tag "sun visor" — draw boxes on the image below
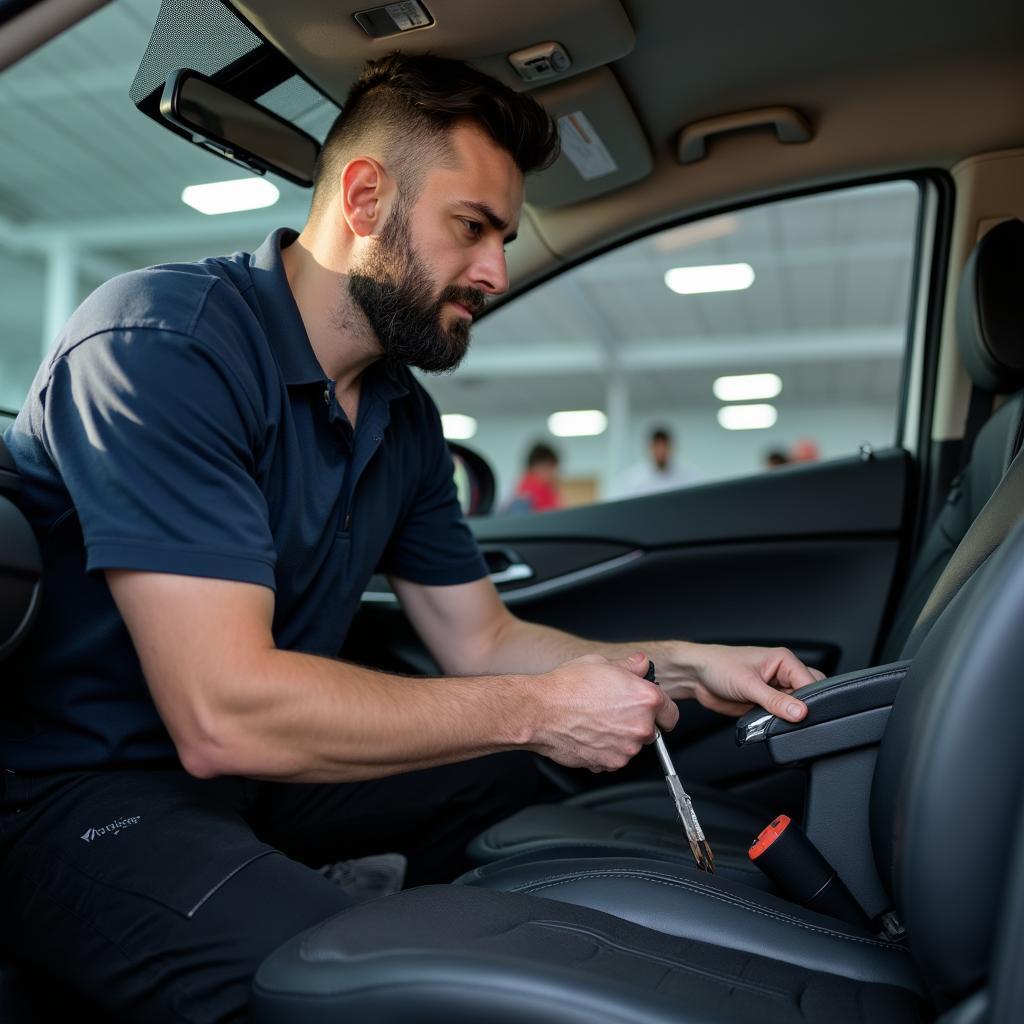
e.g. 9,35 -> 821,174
526,67 -> 653,208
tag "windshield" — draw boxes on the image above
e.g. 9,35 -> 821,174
0,0 -> 333,414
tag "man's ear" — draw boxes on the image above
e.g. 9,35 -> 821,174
340,156 -> 390,238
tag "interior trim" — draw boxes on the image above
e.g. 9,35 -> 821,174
0,0 -> 108,73
362,550 -> 644,606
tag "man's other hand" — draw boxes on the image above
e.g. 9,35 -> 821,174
662,644 -> 825,723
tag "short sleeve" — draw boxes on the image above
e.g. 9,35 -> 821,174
378,398 -> 487,586
41,327 -> 277,588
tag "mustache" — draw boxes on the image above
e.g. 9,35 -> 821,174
438,285 -> 487,318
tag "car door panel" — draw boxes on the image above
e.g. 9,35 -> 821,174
347,447 -> 909,785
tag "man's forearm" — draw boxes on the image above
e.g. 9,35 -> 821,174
186,649 -> 535,783
479,615 -> 816,720
482,616 -> 702,699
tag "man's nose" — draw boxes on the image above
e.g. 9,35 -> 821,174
469,240 -> 509,296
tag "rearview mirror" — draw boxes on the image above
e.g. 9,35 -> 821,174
159,69 -> 320,187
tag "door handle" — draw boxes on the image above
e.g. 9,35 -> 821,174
482,547 -> 534,586
489,562 -> 534,585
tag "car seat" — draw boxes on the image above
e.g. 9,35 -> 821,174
251,501 -> 1024,1024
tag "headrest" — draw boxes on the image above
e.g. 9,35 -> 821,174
956,218 -> 1024,393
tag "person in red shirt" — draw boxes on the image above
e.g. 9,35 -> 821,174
505,441 -> 562,514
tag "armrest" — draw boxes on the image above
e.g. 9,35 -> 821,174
735,660 -> 911,763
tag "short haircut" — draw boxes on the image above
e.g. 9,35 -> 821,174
527,442 -> 559,468
650,427 -> 672,445
310,53 -> 559,217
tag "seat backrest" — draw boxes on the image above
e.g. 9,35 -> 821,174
0,434 -> 42,661
870,513 -> 1024,1010
880,217 -> 1024,661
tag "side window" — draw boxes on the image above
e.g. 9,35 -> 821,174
426,181 -> 921,513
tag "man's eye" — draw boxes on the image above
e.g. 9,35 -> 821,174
462,219 -> 482,237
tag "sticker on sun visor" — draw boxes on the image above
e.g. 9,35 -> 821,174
354,2 -> 433,38
385,2 -> 431,29
557,112 -> 618,181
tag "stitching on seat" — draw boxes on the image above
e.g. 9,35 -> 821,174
534,920 -> 792,999
476,836 -> 756,869
510,871 -> 897,949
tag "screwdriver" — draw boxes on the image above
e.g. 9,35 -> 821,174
644,661 -> 715,873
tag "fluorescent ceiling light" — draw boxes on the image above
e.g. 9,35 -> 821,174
441,414 -> 478,440
548,409 -> 608,437
664,262 -> 755,295
713,373 -> 783,402
181,177 -> 280,215
717,404 -> 778,431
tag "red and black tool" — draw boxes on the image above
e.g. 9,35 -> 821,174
749,814 -> 869,926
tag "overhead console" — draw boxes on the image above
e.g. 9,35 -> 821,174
230,0 -> 636,93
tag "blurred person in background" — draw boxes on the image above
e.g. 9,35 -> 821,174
616,426 -> 702,497
504,441 -> 562,514
790,438 -> 821,463
764,448 -> 790,469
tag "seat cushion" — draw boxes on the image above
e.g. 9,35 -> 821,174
461,856 -> 920,993
467,781 -> 772,886
251,885 -> 929,1024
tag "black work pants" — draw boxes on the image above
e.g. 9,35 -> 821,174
0,752 -> 541,1023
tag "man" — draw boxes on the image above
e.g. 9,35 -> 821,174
0,55 -> 820,1022
504,440 -> 562,514
616,426 -> 702,497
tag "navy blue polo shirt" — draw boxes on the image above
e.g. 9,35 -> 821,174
1,228 -> 487,774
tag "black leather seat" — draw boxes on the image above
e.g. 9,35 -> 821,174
469,218 -> 1024,873
251,512 -> 1024,1022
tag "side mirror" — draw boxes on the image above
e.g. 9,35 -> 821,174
449,443 -> 496,517
159,69 -> 320,187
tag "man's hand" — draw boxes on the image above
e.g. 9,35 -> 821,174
527,652 -> 678,772
659,644 -> 825,723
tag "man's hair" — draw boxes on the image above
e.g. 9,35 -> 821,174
526,442 -> 559,468
650,427 -> 672,445
310,53 -> 559,217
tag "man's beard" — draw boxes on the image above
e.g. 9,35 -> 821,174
347,202 -> 485,375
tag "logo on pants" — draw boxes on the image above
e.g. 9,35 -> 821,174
80,816 -> 142,842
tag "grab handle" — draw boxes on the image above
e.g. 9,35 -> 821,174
677,106 -> 812,164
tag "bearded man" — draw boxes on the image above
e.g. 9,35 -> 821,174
0,53 -> 819,1022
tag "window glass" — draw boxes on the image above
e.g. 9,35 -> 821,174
422,181 -> 920,513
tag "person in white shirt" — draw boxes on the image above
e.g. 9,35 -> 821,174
616,426 -> 702,497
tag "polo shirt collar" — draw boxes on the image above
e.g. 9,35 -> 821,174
250,229 -> 411,403
250,228 -> 324,386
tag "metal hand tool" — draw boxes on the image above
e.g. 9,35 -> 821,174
644,661 -> 715,872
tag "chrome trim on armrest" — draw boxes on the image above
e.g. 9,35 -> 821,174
736,710 -> 775,746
